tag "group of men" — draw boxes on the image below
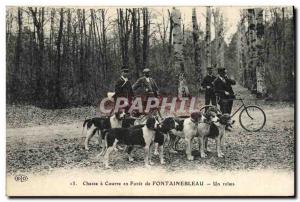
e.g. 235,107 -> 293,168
113,66 -> 159,115
113,65 -> 236,126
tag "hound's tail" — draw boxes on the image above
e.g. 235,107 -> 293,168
81,119 -> 91,137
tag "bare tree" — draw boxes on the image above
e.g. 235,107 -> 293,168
5,6 -> 295,106
156,9 -> 169,65
168,9 -> 173,59
171,7 -> 184,73
192,8 -> 203,84
117,8 -> 132,68
29,7 -> 45,103
247,8 -> 257,92
205,6 -> 212,71
142,8 -> 150,69
15,8 -> 23,80
101,9 -> 108,74
236,10 -> 247,86
212,8 -> 225,69
132,8 -> 142,77
255,8 -> 267,97
54,8 -> 64,106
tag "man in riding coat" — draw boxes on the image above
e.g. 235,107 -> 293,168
213,67 -> 236,115
132,68 -> 160,116
201,67 -> 217,107
114,65 -> 134,113
133,68 -> 159,97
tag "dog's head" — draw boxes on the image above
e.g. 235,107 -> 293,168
122,117 -> 136,128
206,111 -> 219,123
206,107 -> 222,116
115,111 -> 126,120
159,117 -> 178,133
190,112 -> 202,123
146,117 -> 159,130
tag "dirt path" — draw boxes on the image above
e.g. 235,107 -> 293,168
6,85 -> 295,174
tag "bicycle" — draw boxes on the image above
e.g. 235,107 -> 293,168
199,97 -> 266,132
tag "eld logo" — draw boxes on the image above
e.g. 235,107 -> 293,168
14,174 -> 28,182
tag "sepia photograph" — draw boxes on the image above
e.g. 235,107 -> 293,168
5,4 -> 295,197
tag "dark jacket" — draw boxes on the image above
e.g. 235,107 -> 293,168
114,77 -> 134,99
132,76 -> 159,96
201,74 -> 216,94
213,76 -> 236,99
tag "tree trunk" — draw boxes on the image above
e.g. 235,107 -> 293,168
101,9 -> 108,73
205,6 -> 212,72
168,9 -> 173,61
172,8 -> 188,96
255,8 -> 266,97
13,7 -> 23,101
213,8 -> 225,69
237,11 -> 247,86
247,8 -> 257,92
157,9 -> 169,65
171,7 -> 184,73
117,9 -> 132,68
132,8 -> 141,78
66,9 -> 72,86
192,8 -> 203,84
142,8 -> 149,69
94,9 -> 104,80
55,8 -> 64,107
280,8 -> 287,94
29,7 -> 45,104
47,8 -> 55,105
218,15 -> 225,69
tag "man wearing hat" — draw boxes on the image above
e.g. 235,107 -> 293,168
133,68 -> 160,115
213,67 -> 236,115
114,65 -> 134,112
133,68 -> 159,97
201,67 -> 217,107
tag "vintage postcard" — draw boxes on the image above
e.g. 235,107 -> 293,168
6,5 -> 295,197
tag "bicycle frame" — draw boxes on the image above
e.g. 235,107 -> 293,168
230,101 -> 244,118
222,98 -> 253,119
215,97 -> 265,132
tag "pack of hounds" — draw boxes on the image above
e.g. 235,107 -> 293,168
82,110 -> 233,169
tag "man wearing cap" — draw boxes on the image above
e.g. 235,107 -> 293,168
114,66 -> 134,113
133,68 -> 159,97
213,67 -> 236,115
201,67 -> 217,107
133,68 -> 160,115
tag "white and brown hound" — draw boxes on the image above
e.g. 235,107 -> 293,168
82,111 -> 126,150
198,113 -> 232,158
161,112 -> 204,160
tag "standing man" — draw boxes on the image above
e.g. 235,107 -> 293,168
213,67 -> 236,115
133,68 -> 160,116
114,65 -> 134,113
201,67 -> 216,106
133,68 -> 159,97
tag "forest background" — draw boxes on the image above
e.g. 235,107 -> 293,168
6,6 -> 295,108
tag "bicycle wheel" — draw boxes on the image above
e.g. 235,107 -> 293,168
239,105 -> 266,132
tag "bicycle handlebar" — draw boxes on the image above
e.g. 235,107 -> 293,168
221,97 -> 243,101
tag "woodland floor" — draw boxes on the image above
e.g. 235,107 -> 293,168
6,85 -> 295,174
